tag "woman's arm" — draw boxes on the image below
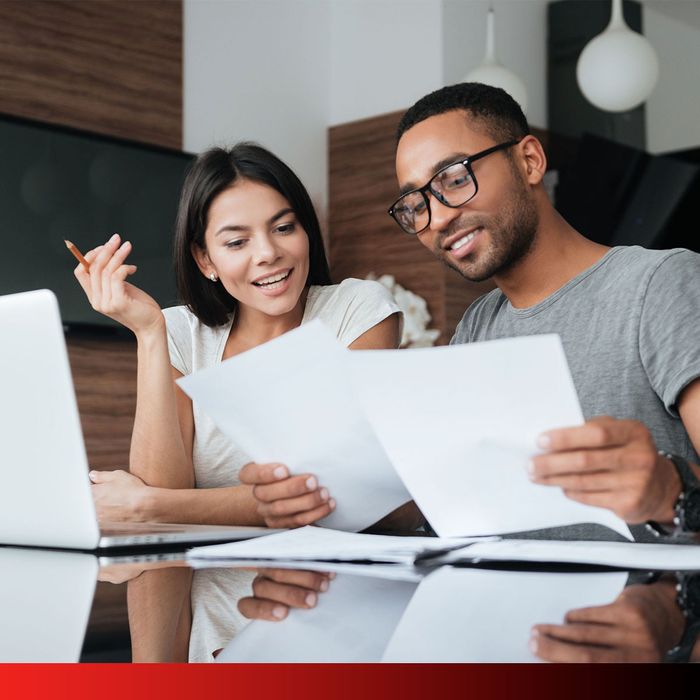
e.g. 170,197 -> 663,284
75,235 -> 195,489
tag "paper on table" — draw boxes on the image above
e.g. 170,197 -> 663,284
187,525 -> 491,565
382,567 -> 628,662
177,321 -> 411,532
350,335 -> 633,540
216,571 -> 419,663
428,538 -> 700,571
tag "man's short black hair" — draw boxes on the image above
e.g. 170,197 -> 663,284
397,82 -> 530,145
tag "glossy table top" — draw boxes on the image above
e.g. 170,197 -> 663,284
1,544 -> 699,663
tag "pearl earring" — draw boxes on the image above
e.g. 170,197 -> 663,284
209,272 -> 218,282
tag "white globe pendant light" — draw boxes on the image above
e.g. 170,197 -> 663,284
576,0 -> 659,112
464,7 -> 528,114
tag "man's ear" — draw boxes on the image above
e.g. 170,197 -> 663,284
191,242 -> 212,278
516,135 -> 547,185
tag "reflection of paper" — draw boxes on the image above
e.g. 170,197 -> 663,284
430,538 -> 700,571
177,321 -> 411,532
217,571 -> 419,663
350,335 -> 632,540
188,525 -> 489,565
382,568 -> 627,662
0,548 -> 97,662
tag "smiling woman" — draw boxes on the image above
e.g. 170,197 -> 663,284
72,142 -> 409,660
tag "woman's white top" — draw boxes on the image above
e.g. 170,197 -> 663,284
162,279 -> 400,662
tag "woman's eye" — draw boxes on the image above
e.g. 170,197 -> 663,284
275,222 -> 296,235
224,239 -> 246,249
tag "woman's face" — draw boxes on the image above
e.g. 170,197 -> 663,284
197,179 -> 310,317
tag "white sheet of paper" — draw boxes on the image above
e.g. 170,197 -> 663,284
177,321 -> 411,532
187,525 -> 491,565
433,538 -> 700,570
350,335 -> 632,540
217,571 -> 419,663
382,567 -> 628,662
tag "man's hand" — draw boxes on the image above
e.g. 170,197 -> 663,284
90,469 -> 154,522
530,581 -> 684,663
238,568 -> 334,621
239,462 -> 335,528
529,416 -> 681,524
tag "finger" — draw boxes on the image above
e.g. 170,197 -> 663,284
91,236 -> 122,305
253,474 -> 324,503
530,448 -> 624,480
530,630 -> 610,663
252,577 -> 320,609
257,489 -> 331,518
534,622 -> 617,647
237,597 -> 289,621
104,240 -> 133,274
565,603 -> 621,625
239,462 -> 289,486
538,418 -> 633,453
88,469 -> 116,483
531,466 -> 623,492
265,500 -> 335,529
560,490 -> 622,514
258,568 -> 332,591
112,265 -> 138,283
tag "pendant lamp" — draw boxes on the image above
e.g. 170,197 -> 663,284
464,6 -> 528,114
576,0 -> 659,112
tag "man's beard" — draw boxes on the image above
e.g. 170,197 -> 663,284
436,182 -> 539,283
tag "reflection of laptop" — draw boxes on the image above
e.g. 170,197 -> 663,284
0,289 -> 278,550
0,548 -> 97,662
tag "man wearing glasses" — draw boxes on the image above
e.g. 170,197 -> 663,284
390,82 -> 700,540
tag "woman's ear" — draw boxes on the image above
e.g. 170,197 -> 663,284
516,135 -> 547,185
191,242 -> 213,278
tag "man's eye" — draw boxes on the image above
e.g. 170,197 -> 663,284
413,199 -> 427,214
443,172 -> 471,190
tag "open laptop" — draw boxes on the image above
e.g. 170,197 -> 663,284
0,289 -> 279,550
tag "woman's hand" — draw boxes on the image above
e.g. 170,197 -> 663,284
89,469 -> 154,523
238,568 -> 334,621
73,233 -> 163,337
239,462 -> 335,528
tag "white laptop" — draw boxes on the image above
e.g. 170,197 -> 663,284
0,289 -> 279,550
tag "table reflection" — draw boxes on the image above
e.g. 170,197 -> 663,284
3,546 -> 698,663
120,559 -> 700,663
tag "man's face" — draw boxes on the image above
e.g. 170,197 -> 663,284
395,110 -> 538,282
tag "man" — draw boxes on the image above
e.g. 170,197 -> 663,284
389,82 -> 700,537
238,82 -> 700,624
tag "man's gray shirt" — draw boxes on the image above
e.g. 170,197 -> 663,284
451,246 -> 700,541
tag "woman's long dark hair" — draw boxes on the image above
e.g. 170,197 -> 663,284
173,143 -> 331,327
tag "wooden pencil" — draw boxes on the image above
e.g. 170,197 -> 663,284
64,239 -> 90,271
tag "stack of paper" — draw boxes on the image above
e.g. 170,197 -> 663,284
188,526 -> 700,571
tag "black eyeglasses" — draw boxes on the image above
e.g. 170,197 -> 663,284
388,140 -> 520,235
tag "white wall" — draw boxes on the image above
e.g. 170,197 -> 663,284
184,0 -> 331,214
329,0 -> 443,126
644,6 -> 700,153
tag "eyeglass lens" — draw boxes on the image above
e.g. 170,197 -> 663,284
393,163 -> 476,234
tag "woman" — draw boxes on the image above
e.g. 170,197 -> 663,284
74,143 -> 406,529
76,144 -> 417,661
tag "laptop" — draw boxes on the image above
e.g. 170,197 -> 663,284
0,289 -> 279,550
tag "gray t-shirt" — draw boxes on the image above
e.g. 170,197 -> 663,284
451,245 -> 700,541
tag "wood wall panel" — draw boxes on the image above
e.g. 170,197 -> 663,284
0,1 -> 181,471
66,334 -> 137,471
0,0 -> 182,149
329,110 -> 493,345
